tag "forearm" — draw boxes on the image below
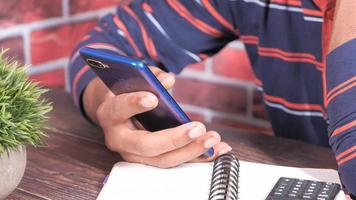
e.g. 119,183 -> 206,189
329,0 -> 356,52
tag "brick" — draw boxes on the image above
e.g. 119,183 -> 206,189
253,90 -> 269,120
30,20 -> 97,65
212,47 -> 256,82
211,117 -> 273,135
0,0 -> 62,28
0,37 -> 24,63
186,112 -> 205,122
70,0 -> 130,14
185,61 -> 205,71
173,77 -> 247,115
30,68 -> 65,88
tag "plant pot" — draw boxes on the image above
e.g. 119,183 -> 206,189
0,146 -> 26,199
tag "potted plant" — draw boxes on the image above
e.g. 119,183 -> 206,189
0,50 -> 52,199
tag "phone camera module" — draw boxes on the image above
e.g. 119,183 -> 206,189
86,59 -> 108,69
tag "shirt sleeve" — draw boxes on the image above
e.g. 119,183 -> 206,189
68,0 -> 239,110
326,38 -> 356,195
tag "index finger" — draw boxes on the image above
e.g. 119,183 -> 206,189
149,66 -> 175,89
117,122 -> 207,157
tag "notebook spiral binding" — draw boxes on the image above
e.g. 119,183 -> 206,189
209,153 -> 240,200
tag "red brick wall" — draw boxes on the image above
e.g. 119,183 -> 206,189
0,0 -> 271,134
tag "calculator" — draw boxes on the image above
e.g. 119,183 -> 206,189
266,177 -> 341,200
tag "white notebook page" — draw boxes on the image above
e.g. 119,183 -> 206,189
97,161 -> 346,200
97,162 -> 213,200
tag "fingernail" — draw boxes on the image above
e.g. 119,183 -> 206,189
162,75 -> 175,88
139,95 -> 156,108
204,137 -> 219,148
210,131 -> 221,141
218,146 -> 232,156
164,75 -> 174,83
188,126 -> 204,139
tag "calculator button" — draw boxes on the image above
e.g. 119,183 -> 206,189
265,177 -> 341,200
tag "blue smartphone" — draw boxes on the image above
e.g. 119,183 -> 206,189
80,47 -> 214,156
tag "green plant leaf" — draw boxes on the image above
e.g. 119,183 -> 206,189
0,49 -> 53,154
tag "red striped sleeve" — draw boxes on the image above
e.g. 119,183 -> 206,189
259,47 -> 318,60
326,76 -> 356,105
240,35 -> 259,45
79,35 -> 91,42
240,35 -> 323,71
123,5 -> 159,61
270,0 -> 301,6
198,53 -> 209,60
327,77 -> 356,98
331,120 -> 356,137
201,0 -> 238,34
258,47 -> 323,71
166,0 -> 224,37
142,2 -> 153,13
302,8 -> 323,17
263,93 -> 324,112
336,145 -> 356,160
113,15 -> 143,58
72,65 -> 90,105
93,26 -> 103,32
338,152 -> 356,166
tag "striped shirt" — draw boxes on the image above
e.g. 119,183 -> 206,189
68,0 -> 356,194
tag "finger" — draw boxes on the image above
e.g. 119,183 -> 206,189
108,91 -> 158,122
123,131 -> 223,168
190,141 -> 232,163
120,140 -> 231,168
214,142 -> 232,156
149,66 -> 166,76
158,72 -> 175,90
149,66 -> 175,89
118,121 -> 207,157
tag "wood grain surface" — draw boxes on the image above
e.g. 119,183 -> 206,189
6,89 -> 338,200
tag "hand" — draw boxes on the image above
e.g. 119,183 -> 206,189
96,67 -> 232,168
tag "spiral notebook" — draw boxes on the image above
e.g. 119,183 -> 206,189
97,154 -> 345,200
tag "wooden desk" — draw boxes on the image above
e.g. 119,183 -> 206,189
7,89 -> 338,200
